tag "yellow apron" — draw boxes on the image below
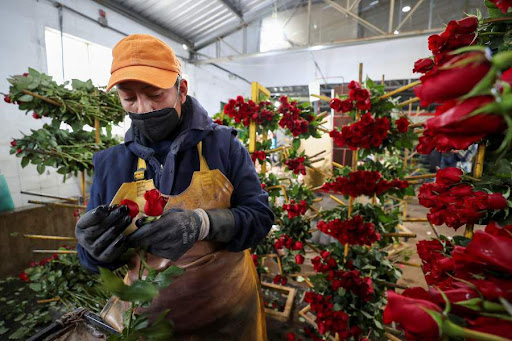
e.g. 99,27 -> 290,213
101,141 -> 266,340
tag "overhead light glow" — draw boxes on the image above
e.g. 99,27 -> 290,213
182,44 -> 188,50
402,5 -> 411,12
313,24 -> 318,29
394,30 -> 400,35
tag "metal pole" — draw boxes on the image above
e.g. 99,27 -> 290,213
307,0 -> 312,45
388,0 -> 395,33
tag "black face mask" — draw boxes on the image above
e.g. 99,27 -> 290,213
128,107 -> 181,143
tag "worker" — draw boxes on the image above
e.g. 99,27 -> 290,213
74,34 -> 273,340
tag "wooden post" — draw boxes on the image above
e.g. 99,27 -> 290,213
81,171 -> 86,201
464,142 -> 486,238
345,63 -> 363,259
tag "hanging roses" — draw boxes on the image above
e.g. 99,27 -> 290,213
322,170 -> 409,198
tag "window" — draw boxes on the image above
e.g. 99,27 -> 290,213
45,28 -> 129,136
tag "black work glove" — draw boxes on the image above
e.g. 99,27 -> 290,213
75,205 -> 132,263
127,209 -> 202,261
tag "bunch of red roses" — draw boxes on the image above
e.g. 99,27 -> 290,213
322,170 -> 409,197
284,156 -> 307,175
250,150 -> 267,164
223,96 -> 276,127
278,96 -> 312,136
223,96 -> 257,127
423,16 -> 478,67
329,81 -> 371,113
329,113 -> 390,150
304,292 -> 350,336
274,234 -> 304,251
418,167 -> 507,229
317,215 -> 380,246
413,16 -> 509,153
311,250 -> 374,302
384,220 -> 512,340
282,199 -> 308,219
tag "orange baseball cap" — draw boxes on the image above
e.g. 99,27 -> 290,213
107,34 -> 182,91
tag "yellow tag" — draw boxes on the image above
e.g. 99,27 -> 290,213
110,179 -> 156,235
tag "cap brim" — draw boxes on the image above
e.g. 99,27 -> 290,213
107,65 -> 179,91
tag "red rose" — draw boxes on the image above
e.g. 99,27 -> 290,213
395,117 -> 410,133
10,140 -> 16,147
489,0 -> 512,13
329,98 -> 342,112
143,189 -> 166,216
452,231 -> 512,275
348,80 -> 361,90
467,316 -> 512,339
120,199 -> 140,218
383,290 -> 442,340
487,193 -> 508,210
16,148 -> 22,154
413,58 -> 435,73
3,94 -> 12,103
355,99 -> 371,111
425,96 -> 504,149
436,167 -> 463,186
339,99 -> 353,113
251,254 -> 259,267
19,272 -> 30,282
485,221 -> 512,239
295,254 -> 305,264
32,112 -> 42,119
292,241 -> 303,250
444,16 -> 479,35
414,52 -> 490,106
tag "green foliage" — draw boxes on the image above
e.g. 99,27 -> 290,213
6,68 -> 125,128
99,253 -> 184,340
10,124 -> 120,176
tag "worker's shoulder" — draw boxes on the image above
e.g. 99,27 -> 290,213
92,143 -> 132,167
211,123 -> 237,137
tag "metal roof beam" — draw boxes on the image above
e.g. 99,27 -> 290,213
92,0 -> 193,46
193,0 -> 301,51
323,0 -> 386,35
217,0 -> 244,21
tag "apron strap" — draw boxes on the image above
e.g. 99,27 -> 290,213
134,158 -> 147,181
197,141 -> 210,172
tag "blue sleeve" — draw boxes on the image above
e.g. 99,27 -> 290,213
77,153 -> 125,273
226,135 -> 274,252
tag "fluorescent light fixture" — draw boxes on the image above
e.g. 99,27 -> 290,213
402,5 -> 411,12
394,30 -> 400,35
182,44 -> 188,50
313,24 -> 318,29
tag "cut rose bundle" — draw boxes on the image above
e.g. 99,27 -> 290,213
223,96 -> 276,127
304,292 -> 349,336
250,150 -> 267,164
278,96 -> 314,137
282,199 -> 308,219
311,251 -> 374,301
284,156 -> 307,175
329,113 -> 390,150
418,167 -> 507,229
424,16 -> 478,66
385,221 -> 512,340
322,170 -> 409,197
317,215 -> 380,246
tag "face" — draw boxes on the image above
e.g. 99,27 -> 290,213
117,79 -> 188,115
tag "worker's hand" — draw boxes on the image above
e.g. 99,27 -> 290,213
127,209 -> 201,261
75,205 -> 132,263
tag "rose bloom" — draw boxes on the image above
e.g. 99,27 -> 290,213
383,290 -> 442,340
414,52 -> 490,106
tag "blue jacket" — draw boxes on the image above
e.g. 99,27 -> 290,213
77,96 -> 274,273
